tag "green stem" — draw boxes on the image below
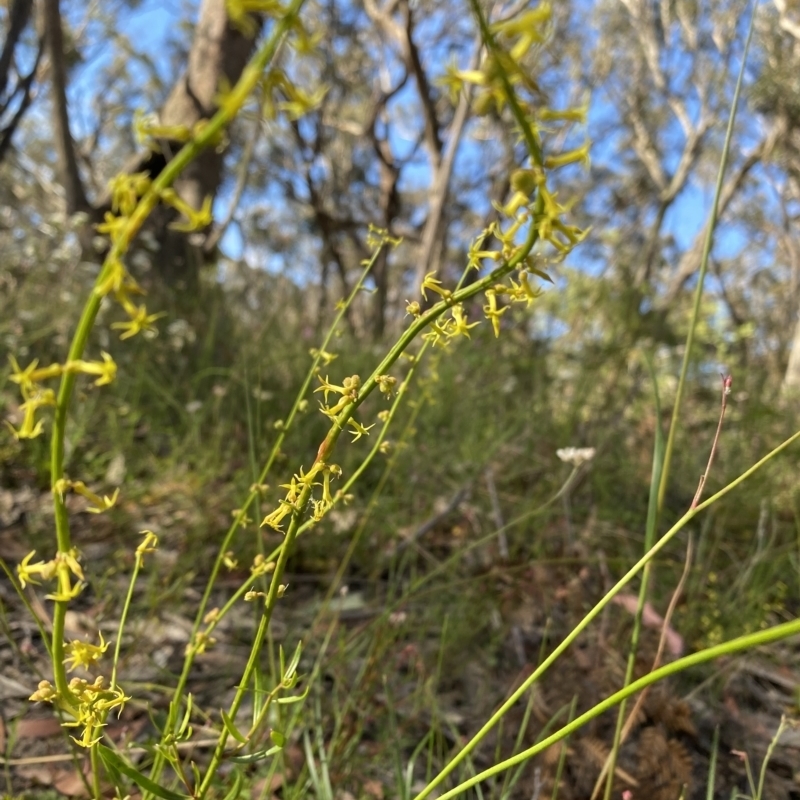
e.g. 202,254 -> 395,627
44,0 -> 306,784
433,617 -> 800,800
413,428 -> 800,800
147,226 -> 383,792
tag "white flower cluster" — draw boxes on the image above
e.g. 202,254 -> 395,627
556,447 -> 596,467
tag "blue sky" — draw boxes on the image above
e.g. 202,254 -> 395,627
55,0 -> 769,296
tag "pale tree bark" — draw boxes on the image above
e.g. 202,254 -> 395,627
43,0 -> 89,215
124,0 -> 259,287
783,316 -> 800,391
760,0 -> 800,395
45,0 -> 259,284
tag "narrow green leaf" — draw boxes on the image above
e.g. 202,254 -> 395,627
643,351 -> 665,551
229,747 -> 281,764
284,640 -> 302,681
221,709 -> 248,744
222,771 -> 244,800
277,683 -> 310,704
97,745 -> 190,800
270,729 -> 286,747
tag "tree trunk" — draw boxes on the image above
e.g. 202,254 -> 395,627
783,310 -> 800,392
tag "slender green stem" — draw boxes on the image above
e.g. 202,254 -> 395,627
657,0 -> 758,511
756,716 -> 787,800
110,556 -> 142,692
413,428 -> 800,800
432,617 -> 800,800
42,0 -> 307,789
601,354 -> 664,800
146,236 -> 385,795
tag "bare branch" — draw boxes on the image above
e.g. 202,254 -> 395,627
0,34 -> 44,163
627,105 -> 667,191
659,118 -> 788,307
364,0 -> 444,167
414,41 -> 480,290
0,0 -> 33,101
401,0 -> 443,167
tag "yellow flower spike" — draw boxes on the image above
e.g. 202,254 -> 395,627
221,551 -> 238,573
539,98 -> 590,125
94,257 -> 129,297
70,481 -> 120,514
319,396 -> 350,419
312,499 -> 327,521
169,194 -> 213,233
250,555 -> 276,576
46,580 -> 84,603
538,183 -> 566,222
17,551 -> 57,588
136,530 -> 158,559
347,418 -> 375,442
64,633 -> 109,672
7,388 -> 56,440
437,59 -> 468,103
342,374 -> 361,399
263,506 -> 292,535
7,354 -> 38,390
8,355 -> 64,391
376,375 -> 397,396
491,4 -> 552,37
279,83 -> 329,121
420,271 -> 452,301
227,0 -> 284,36
456,69 -> 488,86
29,680 -> 57,703
314,374 -> 346,403
96,211 -> 128,241
279,475 -> 301,503
451,304 -> 481,338
109,171 -> 152,216
112,277 -> 145,319
544,140 -> 591,171
65,352 -> 117,387
422,321 -> 453,349
405,300 -> 422,317
514,271 -> 543,306
483,289 -> 510,338
132,110 -> 191,146
366,223 -> 402,249
309,347 -> 337,365
321,473 -> 334,506
59,548 -> 84,582
111,305 -> 166,340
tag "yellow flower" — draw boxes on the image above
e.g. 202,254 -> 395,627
29,680 -> 57,703
420,271 -> 451,301
136,530 -> 159,560
64,633 -> 109,672
451,305 -> 480,338
17,551 -> 57,588
70,481 -> 120,514
483,289 -> 510,338
111,305 -> 166,340
65,352 -> 117,386
6,387 -> 56,440
347,418 -> 375,442
96,211 -> 128,241
94,257 -> 129,297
